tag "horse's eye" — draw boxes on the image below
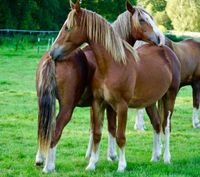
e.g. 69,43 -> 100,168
139,19 -> 145,24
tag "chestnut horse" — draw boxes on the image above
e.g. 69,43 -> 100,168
35,2 -> 164,173
134,12 -> 200,130
49,0 -> 180,172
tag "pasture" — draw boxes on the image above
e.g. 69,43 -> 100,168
0,46 -> 200,177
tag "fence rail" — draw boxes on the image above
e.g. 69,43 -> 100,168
0,29 -> 59,34
167,31 -> 200,38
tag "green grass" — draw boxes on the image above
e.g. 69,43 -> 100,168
0,46 -> 200,177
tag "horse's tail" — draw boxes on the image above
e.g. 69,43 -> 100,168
37,55 -> 56,156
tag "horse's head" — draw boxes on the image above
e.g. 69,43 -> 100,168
50,0 -> 87,60
126,1 -> 165,46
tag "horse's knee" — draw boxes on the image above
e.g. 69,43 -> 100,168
153,118 -> 161,133
93,131 -> 102,144
116,134 -> 126,148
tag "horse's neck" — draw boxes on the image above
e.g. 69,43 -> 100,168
165,37 -> 174,50
88,41 -> 111,75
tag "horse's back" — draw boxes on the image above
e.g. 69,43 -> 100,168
172,39 -> 200,84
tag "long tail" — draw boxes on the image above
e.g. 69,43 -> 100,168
37,55 -> 56,156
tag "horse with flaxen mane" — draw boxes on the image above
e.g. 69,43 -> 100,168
134,9 -> 200,130
49,0 -> 180,172
35,1 -> 165,173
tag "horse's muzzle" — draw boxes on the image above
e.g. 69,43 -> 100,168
50,45 -> 64,60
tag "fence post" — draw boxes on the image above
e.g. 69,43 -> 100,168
37,37 -> 40,53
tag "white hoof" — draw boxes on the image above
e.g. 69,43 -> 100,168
85,163 -> 96,171
117,165 -> 126,172
164,152 -> 171,164
42,165 -> 55,173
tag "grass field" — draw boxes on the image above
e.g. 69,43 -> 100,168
0,46 -> 200,177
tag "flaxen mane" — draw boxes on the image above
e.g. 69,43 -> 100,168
67,8 -> 139,64
112,11 -> 132,42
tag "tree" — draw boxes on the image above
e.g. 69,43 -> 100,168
138,0 -> 172,31
166,0 -> 200,32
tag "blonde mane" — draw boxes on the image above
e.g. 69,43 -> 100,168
112,11 -> 132,41
67,8 -> 139,64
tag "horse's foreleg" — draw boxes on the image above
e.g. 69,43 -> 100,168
192,82 -> 200,128
106,105 -> 118,161
86,100 -> 105,171
146,104 -> 162,162
134,108 -> 146,131
116,101 -> 128,172
85,108 -> 94,160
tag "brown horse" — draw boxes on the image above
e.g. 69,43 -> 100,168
134,12 -> 200,130
49,0 -> 180,172
35,2 -> 164,173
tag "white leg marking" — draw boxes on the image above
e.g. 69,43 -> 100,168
117,147 -> 126,172
164,111 -> 171,164
43,147 -> 56,173
134,109 -> 146,131
86,143 -> 100,171
35,149 -> 44,165
151,130 -> 161,162
107,133 -> 118,161
192,108 -> 200,128
85,130 -> 93,160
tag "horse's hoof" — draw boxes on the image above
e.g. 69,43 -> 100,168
42,168 -> 55,173
42,165 -> 55,173
35,161 -> 43,166
85,163 -> 96,171
117,166 -> 126,172
164,153 -> 171,164
151,156 -> 160,162
194,123 -> 200,128
107,155 -> 118,161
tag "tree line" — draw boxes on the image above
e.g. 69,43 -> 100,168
0,0 -> 200,32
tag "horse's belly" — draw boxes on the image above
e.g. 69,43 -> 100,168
128,68 -> 172,108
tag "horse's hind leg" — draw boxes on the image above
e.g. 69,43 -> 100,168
145,104 -> 162,162
192,82 -> 200,128
35,149 -> 44,166
106,105 -> 118,161
134,108 -> 146,131
86,100 -> 105,171
43,104 -> 74,173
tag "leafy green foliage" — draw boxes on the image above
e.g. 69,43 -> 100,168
0,0 -> 137,30
166,0 -> 200,32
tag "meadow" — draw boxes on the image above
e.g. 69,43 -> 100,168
0,45 -> 200,177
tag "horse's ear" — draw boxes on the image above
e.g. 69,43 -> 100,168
74,0 -> 81,12
69,0 -> 75,9
126,0 -> 135,14
69,0 -> 80,12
